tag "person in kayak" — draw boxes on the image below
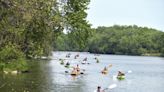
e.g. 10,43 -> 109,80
95,57 -> 99,63
74,55 -> 77,59
101,66 -> 108,74
76,64 -> 80,72
97,86 -> 104,92
71,67 -> 78,75
77,54 -> 79,57
117,71 -> 125,76
74,54 -> 80,59
66,62 -> 70,66
83,57 -> 87,61
60,59 -> 64,64
66,53 -> 71,58
104,66 -> 107,71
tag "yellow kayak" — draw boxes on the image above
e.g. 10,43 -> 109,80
70,71 -> 84,76
101,70 -> 108,74
71,72 -> 80,76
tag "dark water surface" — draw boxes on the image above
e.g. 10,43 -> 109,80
0,52 -> 164,92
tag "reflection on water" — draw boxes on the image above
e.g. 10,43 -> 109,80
0,52 -> 164,92
0,61 -> 50,92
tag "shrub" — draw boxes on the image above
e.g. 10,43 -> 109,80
0,43 -> 28,71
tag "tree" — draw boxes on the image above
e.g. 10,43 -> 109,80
60,0 -> 92,51
0,0 -> 64,71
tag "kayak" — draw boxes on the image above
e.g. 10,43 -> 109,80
71,72 -> 80,76
117,75 -> 125,80
60,61 -> 64,65
65,65 -> 70,68
71,72 -> 84,76
81,62 -> 86,64
71,73 -> 78,76
81,62 -> 90,65
101,70 -> 108,74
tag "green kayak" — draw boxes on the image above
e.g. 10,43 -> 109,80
65,65 -> 70,68
117,75 -> 125,80
60,61 -> 64,65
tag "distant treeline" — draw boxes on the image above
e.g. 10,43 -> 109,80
54,25 -> 164,56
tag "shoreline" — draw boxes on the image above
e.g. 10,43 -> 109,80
53,51 -> 163,57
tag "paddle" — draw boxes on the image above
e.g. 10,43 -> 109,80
65,67 -> 86,75
65,71 -> 84,75
108,84 -> 117,89
126,70 -> 132,74
103,84 -> 117,90
101,64 -> 112,74
69,66 -> 86,71
108,64 -> 112,68
107,64 -> 112,70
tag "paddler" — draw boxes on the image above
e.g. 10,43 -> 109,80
76,64 -> 80,72
117,71 -> 125,76
96,86 -> 104,92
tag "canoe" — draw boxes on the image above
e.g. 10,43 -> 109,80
117,75 -> 125,80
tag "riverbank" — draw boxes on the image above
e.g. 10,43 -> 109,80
141,53 -> 162,57
88,51 -> 163,57
0,58 -> 49,74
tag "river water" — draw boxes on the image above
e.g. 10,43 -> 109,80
0,51 -> 164,92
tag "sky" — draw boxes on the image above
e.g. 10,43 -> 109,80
87,0 -> 164,31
